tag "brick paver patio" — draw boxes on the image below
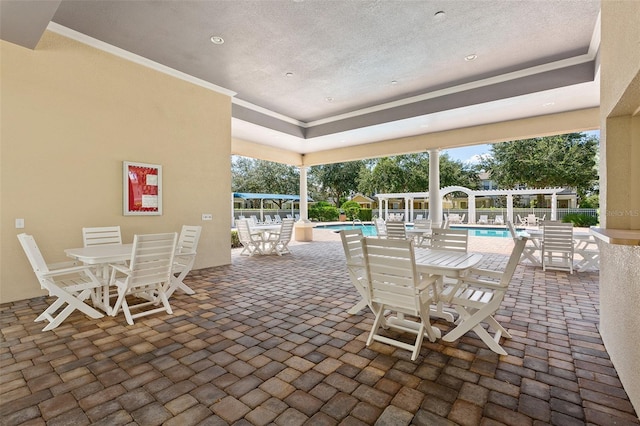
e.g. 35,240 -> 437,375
1,229 -> 638,425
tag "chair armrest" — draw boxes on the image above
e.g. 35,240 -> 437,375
466,267 -> 503,280
109,263 -> 131,275
41,263 -> 93,277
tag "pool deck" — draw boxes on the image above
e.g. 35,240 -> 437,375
2,227 -> 633,425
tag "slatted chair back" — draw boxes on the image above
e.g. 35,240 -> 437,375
362,237 -> 439,360
385,221 -> 407,239
110,232 -> 177,325
494,215 -> 505,225
430,228 -> 468,252
270,218 -> 295,255
17,233 -> 104,331
83,226 -> 122,247
339,229 -> 370,314
236,219 -> 263,256
340,228 -> 364,262
541,221 -> 574,273
374,218 -> 387,238
176,225 -> 202,255
166,225 -> 202,298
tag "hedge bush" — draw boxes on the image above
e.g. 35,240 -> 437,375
309,201 -> 339,222
562,213 -> 598,227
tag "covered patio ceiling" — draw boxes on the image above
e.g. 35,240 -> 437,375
0,1 -> 601,163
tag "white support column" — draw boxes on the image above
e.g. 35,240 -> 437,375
428,149 -> 442,227
551,193 -> 558,220
384,199 -> 389,220
507,193 -> 514,224
404,197 -> 410,222
299,166 -> 308,221
377,198 -> 382,219
468,196 -> 476,224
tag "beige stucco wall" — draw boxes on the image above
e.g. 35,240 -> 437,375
598,0 -> 640,415
1,31 -> 232,303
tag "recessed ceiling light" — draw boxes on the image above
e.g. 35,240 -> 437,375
542,102 -> 555,107
434,11 -> 446,21
391,80 -> 398,85
464,54 -> 478,61
210,36 -> 224,44
325,97 -> 334,102
285,72 -> 294,78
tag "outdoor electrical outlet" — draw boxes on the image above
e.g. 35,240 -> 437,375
16,218 -> 25,229
202,214 -> 213,221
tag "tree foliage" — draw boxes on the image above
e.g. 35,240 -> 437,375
310,161 -> 365,207
232,156 -> 300,207
481,133 -> 598,199
358,152 -> 480,195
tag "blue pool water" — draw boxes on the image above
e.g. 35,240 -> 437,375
316,224 -> 511,238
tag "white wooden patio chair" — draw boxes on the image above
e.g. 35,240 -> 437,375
17,233 -> 104,331
507,221 -> 541,266
413,219 -> 432,247
374,218 -> 387,238
415,214 -> 424,220
166,225 -> 202,298
236,219 -> 265,256
439,237 -> 526,355
494,215 -> 505,225
541,221 -> 574,273
265,218 -> 295,255
339,229 -> 371,315
109,232 -> 177,325
263,215 -> 274,224
574,236 -> 600,271
527,214 -> 538,227
478,215 -> 489,224
273,214 -> 283,224
430,228 -> 468,252
385,220 -> 407,239
362,237 -> 440,361
82,226 -> 122,247
517,214 -> 527,226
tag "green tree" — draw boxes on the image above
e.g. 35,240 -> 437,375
357,152 -> 479,195
232,156 -> 300,207
310,161 -> 365,207
481,133 -> 598,202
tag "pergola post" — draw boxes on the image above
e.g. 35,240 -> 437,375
551,193 -> 558,220
468,196 -> 476,224
405,197 -> 411,222
507,193 -> 514,224
428,149 -> 442,227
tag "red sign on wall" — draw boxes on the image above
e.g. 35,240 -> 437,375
123,161 -> 162,215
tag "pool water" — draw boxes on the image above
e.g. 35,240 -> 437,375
316,224 -> 511,238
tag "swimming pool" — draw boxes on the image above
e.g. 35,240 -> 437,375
315,224 -> 512,238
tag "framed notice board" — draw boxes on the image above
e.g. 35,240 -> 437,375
123,161 -> 162,215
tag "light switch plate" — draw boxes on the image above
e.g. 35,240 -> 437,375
202,214 -> 213,221
15,218 -> 25,229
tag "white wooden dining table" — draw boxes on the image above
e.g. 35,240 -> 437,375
414,248 -> 484,322
65,244 -> 133,314
250,224 -> 282,254
348,247 -> 484,321
523,229 -> 599,271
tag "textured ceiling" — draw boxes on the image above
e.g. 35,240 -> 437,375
1,0 -> 601,154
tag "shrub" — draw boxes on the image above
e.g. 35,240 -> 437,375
580,194 -> 600,208
562,213 -> 598,227
340,200 -> 361,221
231,230 -> 241,248
309,201 -> 339,222
358,209 -> 373,221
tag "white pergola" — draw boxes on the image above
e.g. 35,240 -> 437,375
375,186 -> 568,224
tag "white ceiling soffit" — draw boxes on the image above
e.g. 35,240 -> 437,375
1,1 -> 601,155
